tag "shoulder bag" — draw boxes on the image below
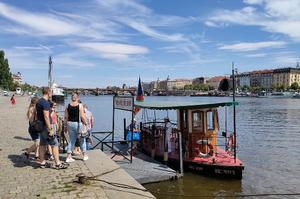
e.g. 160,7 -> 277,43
77,104 -> 88,138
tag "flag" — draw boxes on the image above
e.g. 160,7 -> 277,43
136,76 -> 144,101
134,77 -> 144,114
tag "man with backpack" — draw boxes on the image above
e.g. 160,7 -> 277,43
36,87 -> 68,169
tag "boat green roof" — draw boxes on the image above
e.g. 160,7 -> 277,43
134,101 -> 238,110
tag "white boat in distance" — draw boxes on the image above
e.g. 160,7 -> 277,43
48,56 -> 65,102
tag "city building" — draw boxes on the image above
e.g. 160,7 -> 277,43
237,72 -> 251,88
12,72 -> 22,86
192,77 -> 208,85
273,67 -> 300,88
158,78 -> 193,91
206,76 -> 227,90
260,70 -> 273,90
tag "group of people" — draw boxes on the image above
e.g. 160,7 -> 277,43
25,87 -> 94,169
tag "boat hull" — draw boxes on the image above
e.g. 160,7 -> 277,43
140,149 -> 244,179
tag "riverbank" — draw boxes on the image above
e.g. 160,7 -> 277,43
0,95 -> 154,199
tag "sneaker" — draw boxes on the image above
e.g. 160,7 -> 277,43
83,155 -> 89,161
66,157 -> 75,163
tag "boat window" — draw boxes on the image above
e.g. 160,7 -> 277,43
207,111 -> 214,130
192,111 -> 204,132
183,110 -> 188,129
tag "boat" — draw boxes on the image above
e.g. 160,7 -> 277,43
135,101 -> 244,179
51,83 -> 65,102
48,56 -> 65,103
292,92 -> 300,98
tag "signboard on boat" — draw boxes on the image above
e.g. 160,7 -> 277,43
114,96 -> 134,111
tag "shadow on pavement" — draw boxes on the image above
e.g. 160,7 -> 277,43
8,154 -> 40,168
14,136 -> 31,141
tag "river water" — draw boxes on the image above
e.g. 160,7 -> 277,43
62,96 -> 300,198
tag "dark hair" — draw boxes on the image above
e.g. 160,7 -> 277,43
50,101 -> 55,108
42,87 -> 51,95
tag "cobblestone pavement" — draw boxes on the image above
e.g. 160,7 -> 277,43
0,96 -> 108,199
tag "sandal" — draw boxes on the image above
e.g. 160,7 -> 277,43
40,162 -> 51,169
52,163 -> 69,170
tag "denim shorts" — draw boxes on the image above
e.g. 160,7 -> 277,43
39,128 -> 58,146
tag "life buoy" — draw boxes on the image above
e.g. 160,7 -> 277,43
196,139 -> 214,158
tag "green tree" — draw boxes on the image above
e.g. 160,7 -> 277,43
21,83 -> 33,92
0,50 -> 14,90
290,82 -> 299,90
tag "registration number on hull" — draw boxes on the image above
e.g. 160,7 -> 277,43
189,165 -> 236,175
215,169 -> 236,175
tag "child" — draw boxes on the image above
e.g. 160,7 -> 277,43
47,102 -> 58,160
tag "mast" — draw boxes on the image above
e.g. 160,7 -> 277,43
232,62 -> 237,162
48,56 -> 53,89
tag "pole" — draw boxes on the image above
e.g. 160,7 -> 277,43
232,62 -> 237,162
178,131 -> 184,175
123,118 -> 127,140
48,56 -> 52,89
130,97 -> 134,163
112,95 -> 115,151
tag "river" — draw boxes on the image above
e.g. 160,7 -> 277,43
61,95 -> 300,198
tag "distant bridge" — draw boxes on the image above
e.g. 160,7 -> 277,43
63,87 -> 137,96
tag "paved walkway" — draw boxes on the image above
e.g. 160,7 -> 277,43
0,95 -> 154,199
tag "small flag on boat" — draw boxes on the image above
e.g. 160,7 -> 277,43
134,77 -> 144,114
136,76 -> 144,102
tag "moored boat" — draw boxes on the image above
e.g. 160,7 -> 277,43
135,101 -> 244,179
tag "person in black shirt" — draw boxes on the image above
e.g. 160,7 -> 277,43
64,92 -> 88,162
36,87 -> 68,169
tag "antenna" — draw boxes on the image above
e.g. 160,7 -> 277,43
232,62 -> 237,163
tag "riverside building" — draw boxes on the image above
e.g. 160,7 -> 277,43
273,67 -> 300,88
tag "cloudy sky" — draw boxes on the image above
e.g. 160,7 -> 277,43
1,0 -> 300,87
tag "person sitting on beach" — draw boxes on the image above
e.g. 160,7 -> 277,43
24,96 -> 40,159
36,87 -> 68,169
84,104 -> 94,150
64,92 -> 88,163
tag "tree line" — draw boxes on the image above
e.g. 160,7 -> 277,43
0,50 -> 14,90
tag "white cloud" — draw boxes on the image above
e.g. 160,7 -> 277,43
0,2 -> 80,36
219,41 -> 286,51
246,53 -> 267,57
73,42 -> 149,61
206,0 -> 300,41
121,19 -> 186,42
243,0 -> 264,5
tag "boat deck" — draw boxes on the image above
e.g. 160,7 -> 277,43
101,143 -> 179,184
192,148 -> 243,167
167,148 -> 243,167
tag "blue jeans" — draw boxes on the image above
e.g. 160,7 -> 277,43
67,122 -> 86,154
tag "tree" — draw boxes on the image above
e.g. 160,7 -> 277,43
0,50 -> 14,90
290,82 -> 299,90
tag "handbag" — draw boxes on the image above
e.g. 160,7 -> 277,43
77,104 -> 89,138
30,109 -> 44,133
